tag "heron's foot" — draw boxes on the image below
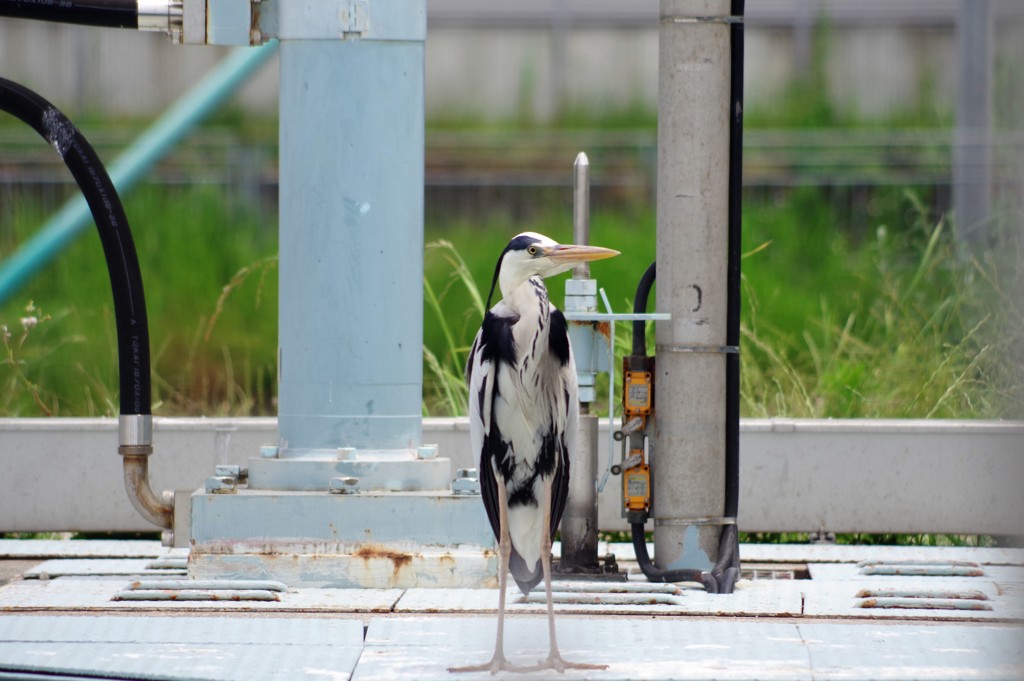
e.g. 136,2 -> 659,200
448,654 -> 539,675
517,653 -> 608,674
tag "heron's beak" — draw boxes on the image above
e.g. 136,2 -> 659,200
545,244 -> 620,264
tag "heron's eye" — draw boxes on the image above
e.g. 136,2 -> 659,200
527,245 -> 538,255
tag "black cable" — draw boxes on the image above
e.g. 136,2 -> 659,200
0,77 -> 151,416
631,523 -> 718,593
627,262 -> 722,592
0,0 -> 138,29
710,0 -> 745,594
631,261 -> 656,357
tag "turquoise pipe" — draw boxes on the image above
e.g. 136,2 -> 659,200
0,40 -> 278,306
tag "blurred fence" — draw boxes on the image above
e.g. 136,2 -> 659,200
3,125 -> 1022,228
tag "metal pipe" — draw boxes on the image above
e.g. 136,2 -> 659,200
652,0 -> 732,574
120,452 -> 173,529
561,412 -> 599,570
0,42 -> 278,306
572,151 -> 590,279
561,151 -> 599,571
119,413 -> 172,529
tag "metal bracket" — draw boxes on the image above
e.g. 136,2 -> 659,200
339,0 -> 368,38
256,0 -> 425,42
656,344 -> 739,355
660,16 -> 745,25
566,290 -> 669,495
654,516 -> 738,527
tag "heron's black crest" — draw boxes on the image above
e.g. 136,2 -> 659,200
485,234 -> 544,309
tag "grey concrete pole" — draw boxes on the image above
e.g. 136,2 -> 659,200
653,0 -> 731,572
953,0 -> 993,248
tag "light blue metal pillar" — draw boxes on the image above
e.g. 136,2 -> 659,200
277,37 -> 424,455
189,2 -> 493,587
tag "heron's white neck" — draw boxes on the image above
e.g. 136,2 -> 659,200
500,274 -> 550,321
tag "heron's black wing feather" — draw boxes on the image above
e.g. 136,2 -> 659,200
472,310 -> 519,543
480,310 -> 519,367
549,437 -> 570,540
478,438 -> 501,541
547,308 -> 571,367
547,310 -> 573,538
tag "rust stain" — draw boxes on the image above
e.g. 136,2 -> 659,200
596,321 -> 611,339
355,545 -> 416,576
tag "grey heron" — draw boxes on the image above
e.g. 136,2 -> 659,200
450,232 -> 618,674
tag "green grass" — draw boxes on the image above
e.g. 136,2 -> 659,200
741,189 -> 1022,419
3,182 -> 1021,421
3,155 -> 1020,552
2,185 -> 278,416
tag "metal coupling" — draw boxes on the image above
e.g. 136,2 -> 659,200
137,0 -> 184,37
118,414 -> 172,529
118,414 -> 152,448
121,451 -> 174,529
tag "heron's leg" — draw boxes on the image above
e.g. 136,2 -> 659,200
493,482 -> 513,662
519,478 -> 607,674
449,481 -> 518,674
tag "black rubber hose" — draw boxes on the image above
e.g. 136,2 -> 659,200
710,0 -> 745,593
631,261 -> 656,356
632,522 -> 718,593
0,77 -> 151,416
627,262 -> 721,591
0,0 -> 138,29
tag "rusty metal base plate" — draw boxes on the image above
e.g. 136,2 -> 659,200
189,489 -> 496,588
188,545 -> 497,590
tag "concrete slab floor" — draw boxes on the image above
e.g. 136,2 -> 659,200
0,614 -> 1020,681
0,540 -> 1021,680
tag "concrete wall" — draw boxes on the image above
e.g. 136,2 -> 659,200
2,417 -> 1021,537
1,2 -> 1020,123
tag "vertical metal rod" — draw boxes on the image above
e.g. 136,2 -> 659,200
572,152 -> 591,278
561,413 -> 599,570
561,151 -> 599,572
653,0 -> 731,573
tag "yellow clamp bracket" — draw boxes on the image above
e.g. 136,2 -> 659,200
623,459 -> 651,513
